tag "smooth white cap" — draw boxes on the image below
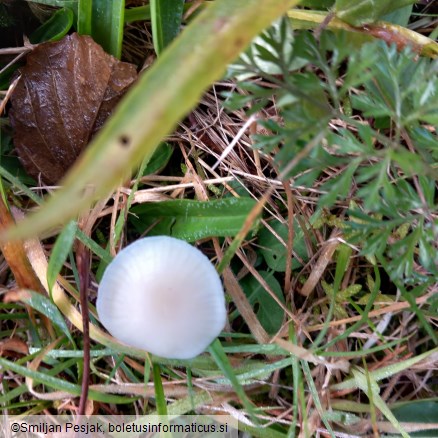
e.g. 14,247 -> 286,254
96,236 -> 226,359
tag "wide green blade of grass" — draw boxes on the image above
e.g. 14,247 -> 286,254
150,0 -> 185,55
29,7 -> 74,43
131,198 -> 258,241
77,0 -> 124,58
335,0 -> 416,26
90,0 -> 125,58
47,220 -> 77,295
10,290 -> 74,343
77,0 -> 92,35
1,0 -> 297,243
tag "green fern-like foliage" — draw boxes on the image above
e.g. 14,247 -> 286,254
225,18 -> 438,285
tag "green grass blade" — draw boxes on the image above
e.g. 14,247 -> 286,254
335,0 -> 416,26
124,5 -> 151,23
90,0 -> 125,58
287,326 -> 300,438
131,198 -> 257,241
29,7 -> 74,43
151,0 -> 185,55
331,347 -> 438,391
77,0 -> 92,35
77,0 -> 124,57
0,357 -> 135,404
0,166 -> 43,205
76,229 -> 113,265
391,401 -> 438,433
302,360 -> 335,437
117,392 -> 214,438
16,290 -> 74,343
47,220 -> 77,296
152,363 -> 168,416
351,367 -> 409,438
208,339 -> 258,423
0,384 -> 28,405
1,0 -> 298,243
125,3 -> 207,24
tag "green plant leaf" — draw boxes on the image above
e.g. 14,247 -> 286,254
77,0 -> 124,57
29,8 -> 74,43
319,158 -> 360,207
15,290 -> 73,343
335,0 -> 416,26
227,29 -> 438,290
258,218 -> 309,272
90,0 -> 125,59
131,198 -> 257,242
152,363 -> 168,416
142,142 -> 173,176
231,16 -> 300,79
47,220 -> 77,296
124,5 -> 151,23
322,281 -> 362,319
77,0 -> 92,35
150,0 -> 185,55
381,5 -> 413,27
2,0 -> 297,243
241,271 -> 285,334
392,401 -> 438,437
0,134 -> 36,186
124,3 -> 207,24
299,0 -> 334,7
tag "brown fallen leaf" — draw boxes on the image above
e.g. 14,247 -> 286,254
9,33 -> 137,184
0,337 -> 29,356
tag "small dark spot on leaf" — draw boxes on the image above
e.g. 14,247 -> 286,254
119,135 -> 131,147
235,37 -> 244,48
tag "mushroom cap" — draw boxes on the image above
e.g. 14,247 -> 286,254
96,236 -> 226,359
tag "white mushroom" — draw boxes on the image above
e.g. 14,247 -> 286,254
96,236 -> 226,359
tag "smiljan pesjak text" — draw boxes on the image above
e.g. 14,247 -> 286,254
16,421 -> 230,434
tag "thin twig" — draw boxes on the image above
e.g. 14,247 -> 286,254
0,46 -> 34,55
0,75 -> 20,116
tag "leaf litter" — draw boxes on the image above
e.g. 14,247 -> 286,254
9,33 -> 137,184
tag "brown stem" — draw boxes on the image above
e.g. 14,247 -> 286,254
282,180 -> 295,297
287,10 -> 438,58
76,243 -> 91,416
0,199 -> 54,336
